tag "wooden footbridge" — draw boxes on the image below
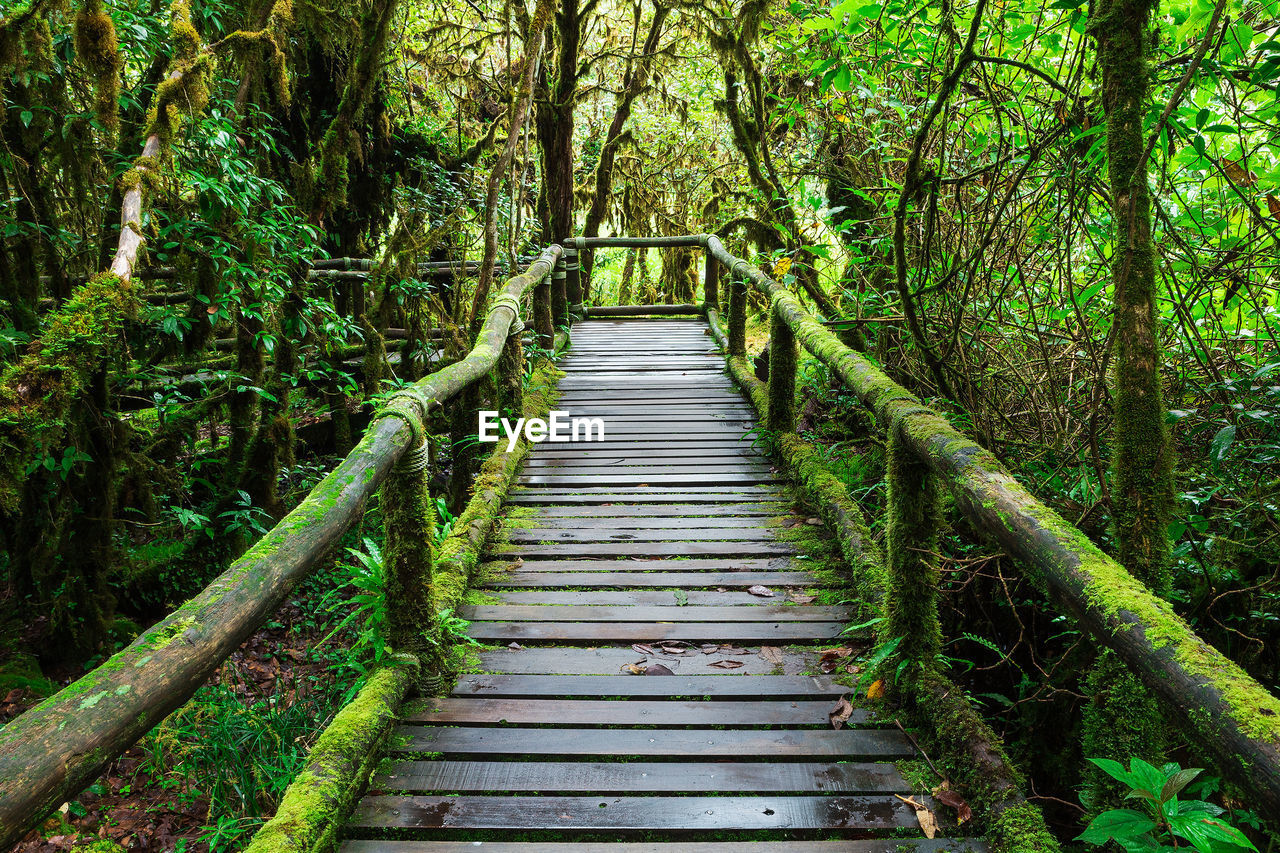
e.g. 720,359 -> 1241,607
3,236 -> 1280,853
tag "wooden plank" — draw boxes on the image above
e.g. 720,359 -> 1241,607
347,794 -> 929,831
488,572 -> 823,588
505,494 -> 785,505
552,422 -> 752,432
502,529 -> 783,543
475,646 -> 820,675
488,542 -> 798,558
459,605 -> 852,623
517,503 -> 788,518
341,840 -> 990,853
489,590 -> 823,606
392,726 -> 913,759
372,760 -> 907,794
450,674 -> 846,699
402,698 -> 864,726
484,558 -> 802,575
504,515 -> 777,529
465,622 -> 848,643
516,474 -> 783,488
523,442 -> 766,453
521,461 -> 772,473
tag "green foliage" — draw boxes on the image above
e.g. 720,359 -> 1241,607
1079,759 -> 1256,853
319,537 -> 390,672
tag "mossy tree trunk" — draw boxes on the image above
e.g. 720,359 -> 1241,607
1082,0 -> 1174,807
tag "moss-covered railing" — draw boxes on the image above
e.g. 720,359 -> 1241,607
576,233 -> 1280,820
0,246 -> 563,849
576,232 -> 1280,831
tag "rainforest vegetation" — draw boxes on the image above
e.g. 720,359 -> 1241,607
1,0 -> 1280,847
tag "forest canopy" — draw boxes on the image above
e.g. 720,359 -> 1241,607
2,0 -> 1280,846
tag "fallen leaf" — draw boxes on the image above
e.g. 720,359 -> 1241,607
759,646 -> 784,665
644,663 -> 675,676
719,645 -> 749,655
748,585 -> 775,597
673,590 -> 688,606
788,592 -> 816,604
829,695 -> 853,729
622,663 -> 646,674
507,642 -> 524,650
819,647 -> 853,674
632,643 -> 656,656
805,517 -> 822,525
709,660 -> 744,669
701,644 -> 718,654
1268,195 -> 1280,220
933,783 -> 972,824
895,795 -> 938,838
866,679 -> 885,700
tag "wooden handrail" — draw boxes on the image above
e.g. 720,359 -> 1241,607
681,232 -> 1280,815
0,246 -> 561,849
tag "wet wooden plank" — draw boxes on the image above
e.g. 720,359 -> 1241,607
516,503 -> 789,518
402,698 -> 863,726
503,528 -> 783,543
392,726 -> 913,759
372,760 -> 906,794
341,840 -> 989,853
517,466 -> 774,478
347,794 -> 929,831
504,495 -> 784,506
466,622 -> 848,643
489,542 -> 798,558
484,557 -> 799,573
516,473 -> 783,488
475,645 -> 820,675
459,605 -> 852,623
523,442 -> 765,454
489,590 -> 823,606
450,674 -> 845,699
504,515 -> 777,529
488,571 -> 824,588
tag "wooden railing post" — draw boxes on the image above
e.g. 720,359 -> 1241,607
728,263 -> 747,357
566,240 -> 584,320
533,258 -> 554,350
497,310 -> 525,417
883,414 -> 942,667
378,390 -> 437,668
766,301 -> 796,433
552,251 -> 569,329
703,247 -> 720,311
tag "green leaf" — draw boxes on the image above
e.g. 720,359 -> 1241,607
1168,813 -> 1258,852
1128,758 -> 1166,798
1078,809 -> 1158,844
19,110 -> 33,127
1088,757 -> 1136,789
1161,767 -> 1203,802
1209,424 -> 1236,466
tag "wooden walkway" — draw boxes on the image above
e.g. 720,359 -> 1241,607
342,319 -> 987,851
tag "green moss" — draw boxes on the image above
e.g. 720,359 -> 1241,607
73,0 -> 121,133
0,271 -> 135,512
0,654 -> 56,698
242,656 -> 417,853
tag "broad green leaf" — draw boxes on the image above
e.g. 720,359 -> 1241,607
1210,424 -> 1236,466
1161,767 -> 1203,802
1078,809 -> 1158,844
1088,757 -> 1136,789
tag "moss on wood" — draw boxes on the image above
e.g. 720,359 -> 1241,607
241,656 -> 418,853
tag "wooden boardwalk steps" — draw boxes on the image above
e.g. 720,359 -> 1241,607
343,319 -> 987,851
